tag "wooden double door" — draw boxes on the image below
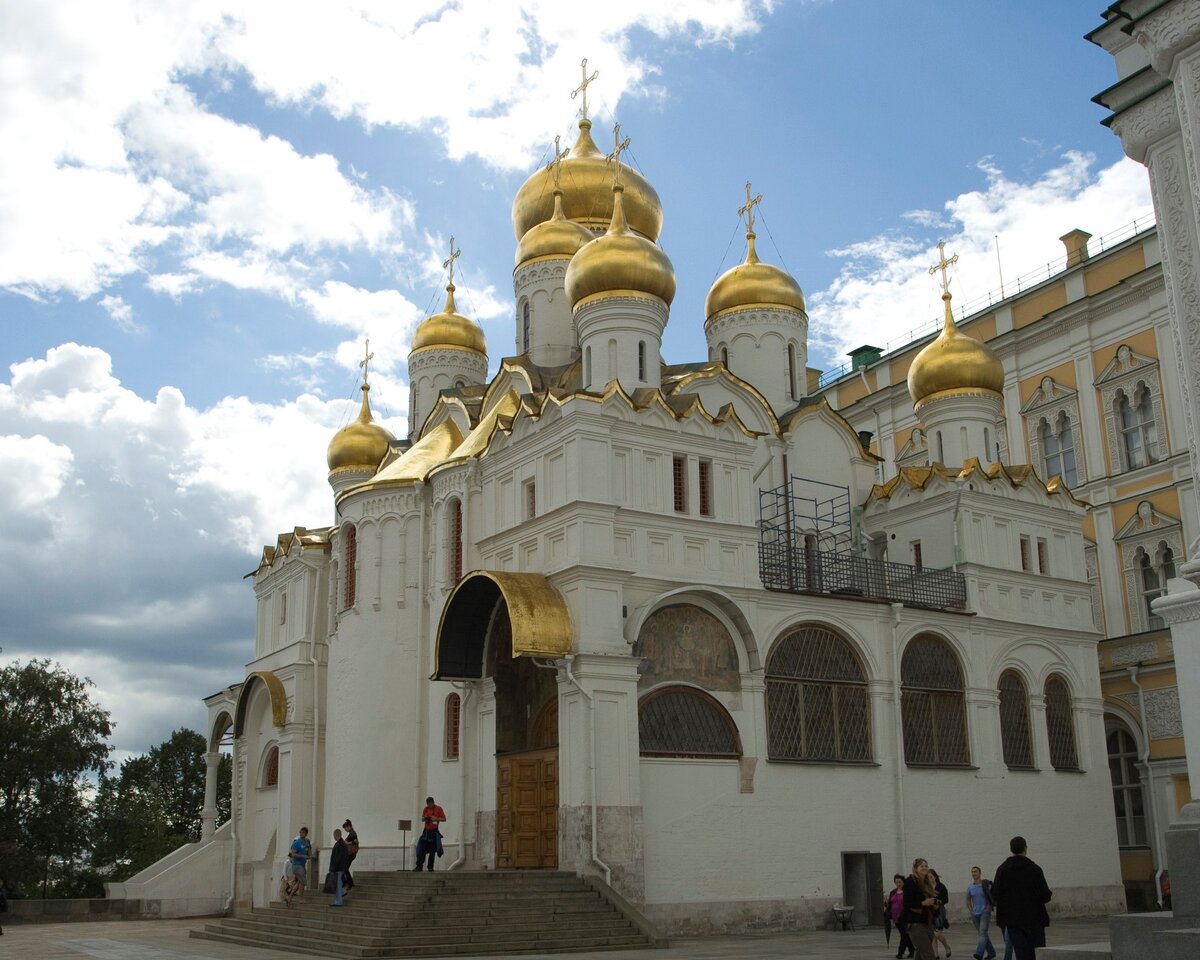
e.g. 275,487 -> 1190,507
496,747 -> 558,868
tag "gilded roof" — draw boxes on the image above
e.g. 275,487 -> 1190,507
866,458 -> 1088,508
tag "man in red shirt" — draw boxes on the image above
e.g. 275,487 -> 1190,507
414,796 -> 446,871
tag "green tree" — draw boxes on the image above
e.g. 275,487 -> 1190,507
92,728 -> 230,880
0,658 -> 113,896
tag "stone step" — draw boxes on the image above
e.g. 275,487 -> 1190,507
1040,944 -> 1113,960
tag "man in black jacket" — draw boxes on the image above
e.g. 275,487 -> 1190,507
991,836 -> 1052,960
328,828 -> 351,908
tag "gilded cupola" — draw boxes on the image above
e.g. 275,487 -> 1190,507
514,187 -> 594,268
411,282 -> 488,357
327,380 -> 395,475
512,118 -> 663,243
564,182 -> 676,308
907,244 -> 1004,408
705,229 -> 806,323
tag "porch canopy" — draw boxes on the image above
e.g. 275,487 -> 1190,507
432,570 -> 573,680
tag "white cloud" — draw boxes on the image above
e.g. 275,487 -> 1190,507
0,433 -> 75,511
98,294 -> 143,333
809,154 -> 1155,368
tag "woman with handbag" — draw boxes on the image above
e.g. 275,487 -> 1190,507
904,858 -> 941,960
930,868 -> 952,958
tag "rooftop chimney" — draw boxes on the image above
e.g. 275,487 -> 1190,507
1060,229 -> 1092,267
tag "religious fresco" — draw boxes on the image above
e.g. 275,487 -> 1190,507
636,604 -> 741,691
487,612 -> 558,753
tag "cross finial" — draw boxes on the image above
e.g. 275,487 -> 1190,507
547,134 -> 570,190
738,180 -> 763,233
359,338 -> 374,386
606,122 -> 631,187
928,240 -> 959,296
442,236 -> 461,286
571,58 -> 599,120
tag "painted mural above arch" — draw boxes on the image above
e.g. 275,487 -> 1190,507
635,603 -> 741,692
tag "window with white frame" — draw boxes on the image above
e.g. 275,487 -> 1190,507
1106,723 -> 1148,847
1039,412 -> 1078,486
1095,345 -> 1166,474
1115,501 -> 1185,633
1021,376 -> 1083,486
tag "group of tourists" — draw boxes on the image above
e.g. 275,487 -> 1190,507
281,794 -> 446,908
885,837 -> 1052,960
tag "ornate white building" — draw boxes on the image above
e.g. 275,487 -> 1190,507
137,102 -> 1129,932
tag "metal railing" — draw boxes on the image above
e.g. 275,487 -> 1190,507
816,216 -> 1157,389
758,539 -> 968,612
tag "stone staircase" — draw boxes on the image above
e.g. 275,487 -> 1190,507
190,870 -> 663,958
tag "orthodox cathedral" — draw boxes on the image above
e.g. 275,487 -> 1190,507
157,89 -> 1129,931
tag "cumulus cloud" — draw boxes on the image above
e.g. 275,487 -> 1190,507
808,153 -> 1155,368
0,343 -> 396,752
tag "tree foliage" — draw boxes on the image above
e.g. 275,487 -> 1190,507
92,728 -> 231,880
0,658 -> 113,894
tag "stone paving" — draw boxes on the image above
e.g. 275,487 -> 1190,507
1,915 -> 1113,960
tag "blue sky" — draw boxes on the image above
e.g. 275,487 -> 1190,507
0,0 -> 1154,757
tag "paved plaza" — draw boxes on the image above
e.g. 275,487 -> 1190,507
1,915 -> 1113,960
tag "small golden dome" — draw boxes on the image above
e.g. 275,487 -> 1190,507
565,184 -> 676,308
411,284 -> 487,357
514,190 -> 594,267
705,231 -> 806,322
512,119 -> 663,242
908,293 -> 1004,405
327,383 -> 396,473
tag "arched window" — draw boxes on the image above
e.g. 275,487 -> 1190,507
997,670 -> 1034,769
720,345 -> 728,366
1138,543 -> 1175,629
900,634 -> 968,766
765,624 -> 871,762
1118,385 -> 1159,470
638,686 -> 740,758
788,343 -> 798,400
448,499 -> 463,584
1040,413 -> 1078,486
936,431 -> 945,463
1106,724 -> 1147,847
584,345 -> 592,386
263,745 -> 279,787
444,693 -> 461,761
638,340 -> 646,381
1044,674 -> 1078,770
522,301 -> 531,354
343,524 -> 357,609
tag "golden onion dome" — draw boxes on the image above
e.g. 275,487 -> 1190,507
514,189 -> 594,267
704,231 -> 806,323
564,184 -> 676,308
908,293 -> 1004,406
411,283 -> 487,357
326,383 -> 396,473
512,119 -> 663,242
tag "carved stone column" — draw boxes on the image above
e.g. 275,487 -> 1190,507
201,750 -> 221,840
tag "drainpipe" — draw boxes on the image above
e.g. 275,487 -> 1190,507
951,482 -> 965,572
890,602 -> 907,869
564,655 -> 612,886
1128,664 -> 1163,904
447,680 -> 474,871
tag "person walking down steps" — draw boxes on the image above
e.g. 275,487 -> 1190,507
413,796 -> 446,871
328,828 -> 350,907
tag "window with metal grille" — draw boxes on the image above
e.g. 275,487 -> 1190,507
263,746 -> 279,787
911,540 -> 923,569
524,479 -> 536,520
522,302 -> 531,353
672,455 -> 687,513
638,340 -> 646,380
449,499 -> 463,583
900,633 -> 969,766
1019,535 -> 1031,571
998,670 -> 1034,769
788,343 -> 798,400
638,686 -> 741,758
1107,725 -> 1147,846
698,459 -> 713,517
1044,674 -> 1079,770
765,624 -> 871,762
343,524 -> 357,609
444,693 -> 461,761
1037,538 -> 1049,574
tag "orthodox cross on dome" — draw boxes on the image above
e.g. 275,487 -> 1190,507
738,180 -> 763,233
359,338 -> 374,387
928,240 -> 959,296
570,58 -> 599,121
607,122 -> 631,187
547,134 -> 569,190
442,236 -> 461,286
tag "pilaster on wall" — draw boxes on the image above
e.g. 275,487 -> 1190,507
557,654 -> 645,902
